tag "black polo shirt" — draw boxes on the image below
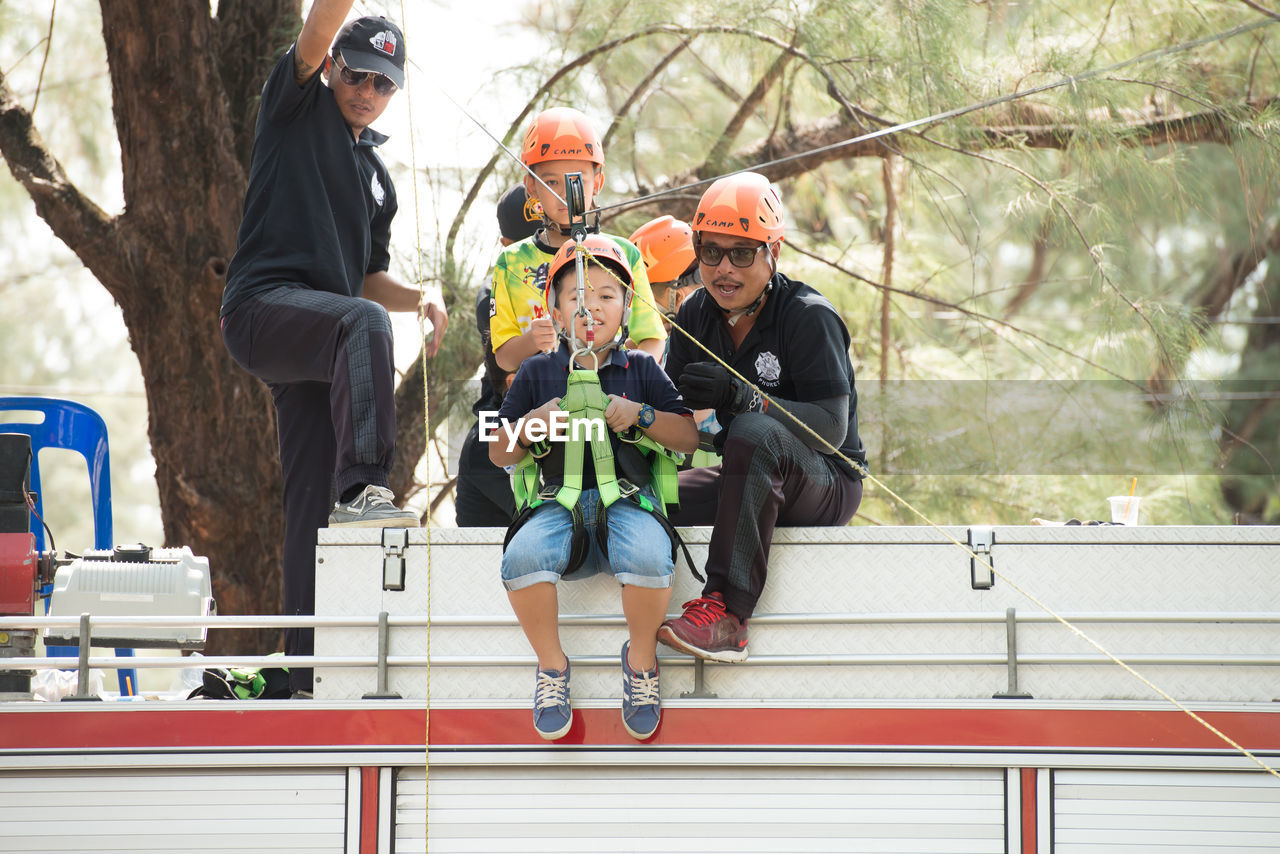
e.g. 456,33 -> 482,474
221,45 -> 397,318
498,343 -> 691,490
665,271 -> 866,478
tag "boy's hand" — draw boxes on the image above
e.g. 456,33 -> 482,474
604,395 -> 641,432
526,397 -> 566,441
530,316 -> 557,353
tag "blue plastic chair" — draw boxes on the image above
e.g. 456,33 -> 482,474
0,396 -> 137,695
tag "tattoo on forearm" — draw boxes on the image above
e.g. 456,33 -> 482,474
294,54 -> 317,84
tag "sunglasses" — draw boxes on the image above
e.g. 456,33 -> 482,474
334,57 -> 397,96
696,242 -> 767,268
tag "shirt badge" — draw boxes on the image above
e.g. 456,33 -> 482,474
755,351 -> 782,386
370,172 -> 385,206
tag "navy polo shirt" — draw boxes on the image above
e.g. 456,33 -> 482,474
221,45 -> 397,317
666,272 -> 867,478
498,343 -> 691,489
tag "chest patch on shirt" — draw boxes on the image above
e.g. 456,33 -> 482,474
755,351 -> 782,386
370,171 -> 386,206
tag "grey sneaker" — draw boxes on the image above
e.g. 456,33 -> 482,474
533,662 -> 573,740
328,485 -> 417,528
621,641 -> 661,740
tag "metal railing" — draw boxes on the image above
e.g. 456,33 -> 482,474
2,609 -> 1278,701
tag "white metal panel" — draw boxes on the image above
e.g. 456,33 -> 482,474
347,767 -> 362,854
379,766 -> 394,854
0,768 -> 348,853
394,765 -> 1006,853
1036,768 -> 1051,854
1004,768 -> 1021,853
1053,768 -> 1280,853
314,525 -> 1280,704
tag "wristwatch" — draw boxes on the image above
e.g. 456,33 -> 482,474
637,403 -> 656,429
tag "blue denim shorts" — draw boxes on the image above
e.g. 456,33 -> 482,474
501,487 -> 674,591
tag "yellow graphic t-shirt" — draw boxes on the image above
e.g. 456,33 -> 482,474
489,232 -> 667,352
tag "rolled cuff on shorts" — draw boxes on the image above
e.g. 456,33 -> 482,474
500,487 -> 675,590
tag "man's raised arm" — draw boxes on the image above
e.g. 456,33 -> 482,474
293,0 -> 357,84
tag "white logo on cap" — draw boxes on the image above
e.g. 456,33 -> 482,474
370,172 -> 385,206
370,30 -> 397,56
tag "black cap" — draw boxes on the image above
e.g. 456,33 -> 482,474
496,184 -> 541,242
333,16 -> 405,90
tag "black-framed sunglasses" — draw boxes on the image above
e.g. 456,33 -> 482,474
695,242 -> 767,268
334,57 -> 397,96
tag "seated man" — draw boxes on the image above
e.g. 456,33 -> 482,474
658,172 -> 867,663
490,235 -> 698,741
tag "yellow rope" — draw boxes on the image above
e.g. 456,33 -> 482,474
393,0 -> 434,842
571,241 -> 1280,779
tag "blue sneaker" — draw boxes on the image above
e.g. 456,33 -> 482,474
621,642 -> 661,740
532,662 -> 572,740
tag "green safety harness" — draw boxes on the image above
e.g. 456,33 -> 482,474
502,362 -> 700,580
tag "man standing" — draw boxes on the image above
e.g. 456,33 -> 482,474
659,172 -> 865,662
220,1 -> 446,694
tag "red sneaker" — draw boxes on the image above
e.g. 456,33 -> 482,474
657,592 -> 749,662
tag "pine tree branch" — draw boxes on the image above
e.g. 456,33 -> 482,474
445,22 -> 887,261
925,134 -> 1184,387
786,241 -> 1148,390
0,67 -> 130,296
602,39 -> 691,151
619,94 -> 1280,223
979,98 -> 1277,149
1219,397 -> 1279,466
1236,0 -> 1280,23
705,38 -> 794,173
1003,214 -> 1054,320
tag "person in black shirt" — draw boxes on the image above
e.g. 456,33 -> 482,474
220,1 -> 447,694
455,185 -> 540,527
658,172 -> 866,663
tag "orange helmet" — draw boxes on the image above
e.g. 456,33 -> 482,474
692,171 -> 785,244
521,107 -> 605,167
545,235 -> 634,350
629,216 -> 696,284
545,234 -> 634,302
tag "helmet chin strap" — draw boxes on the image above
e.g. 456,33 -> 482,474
721,254 -> 777,327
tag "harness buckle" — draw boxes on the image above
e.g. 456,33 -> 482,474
617,426 -> 643,445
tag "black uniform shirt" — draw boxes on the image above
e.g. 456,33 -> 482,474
665,271 -> 866,478
221,45 -> 397,317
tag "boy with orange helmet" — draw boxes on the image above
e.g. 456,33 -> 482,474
629,215 -> 701,333
488,108 -> 667,375
657,172 -> 867,663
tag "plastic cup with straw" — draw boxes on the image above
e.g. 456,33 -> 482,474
1108,478 -> 1140,525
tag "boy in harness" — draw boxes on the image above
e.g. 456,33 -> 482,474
489,235 -> 698,741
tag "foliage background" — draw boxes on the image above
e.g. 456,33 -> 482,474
2,0 -> 1277,562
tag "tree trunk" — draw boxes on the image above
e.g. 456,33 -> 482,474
95,0 -> 289,655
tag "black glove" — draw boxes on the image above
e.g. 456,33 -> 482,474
678,362 -> 759,414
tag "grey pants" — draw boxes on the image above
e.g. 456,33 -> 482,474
222,285 -> 397,691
